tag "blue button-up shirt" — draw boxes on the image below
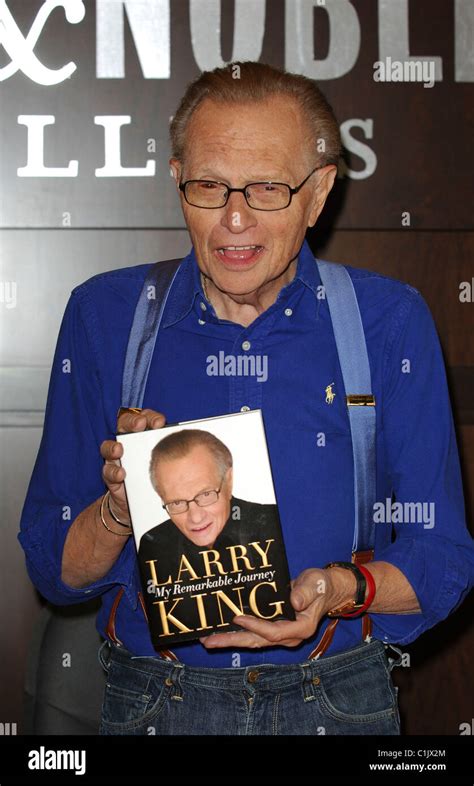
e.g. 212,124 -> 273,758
18,239 -> 474,667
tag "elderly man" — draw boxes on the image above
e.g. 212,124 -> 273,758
19,62 -> 473,736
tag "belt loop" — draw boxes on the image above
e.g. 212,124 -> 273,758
166,662 -> 185,702
300,663 -> 317,703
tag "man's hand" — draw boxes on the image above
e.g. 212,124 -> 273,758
200,560 -> 421,650
100,408 -> 167,525
200,566 -> 353,650
62,408 -> 167,588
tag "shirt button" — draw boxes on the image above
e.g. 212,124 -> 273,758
198,319 -> 205,325
284,308 -> 293,317
200,302 -> 207,311
241,340 -> 251,351
240,405 -> 250,412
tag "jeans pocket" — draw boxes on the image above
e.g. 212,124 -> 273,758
317,653 -> 398,724
100,664 -> 171,733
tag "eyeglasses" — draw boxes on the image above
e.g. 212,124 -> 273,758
178,165 -> 323,211
163,484 -> 223,515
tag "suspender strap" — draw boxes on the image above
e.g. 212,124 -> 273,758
308,260 -> 377,659
121,258 -> 182,408
113,257 -> 181,659
316,260 -> 377,554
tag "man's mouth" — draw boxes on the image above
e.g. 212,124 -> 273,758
191,522 -> 212,533
216,245 -> 264,263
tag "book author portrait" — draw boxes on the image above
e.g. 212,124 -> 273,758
138,429 -> 292,635
140,428 -> 281,551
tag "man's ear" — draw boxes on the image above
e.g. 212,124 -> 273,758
225,466 -> 233,492
169,158 -> 182,188
307,164 -> 338,228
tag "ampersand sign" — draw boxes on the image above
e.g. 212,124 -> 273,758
0,0 -> 85,85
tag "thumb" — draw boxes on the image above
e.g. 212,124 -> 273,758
291,570 -> 327,611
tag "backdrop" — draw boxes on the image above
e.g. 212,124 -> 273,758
0,0 -> 472,735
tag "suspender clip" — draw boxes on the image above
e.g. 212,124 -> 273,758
346,394 -> 375,406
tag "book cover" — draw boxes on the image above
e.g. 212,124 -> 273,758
116,409 -> 295,648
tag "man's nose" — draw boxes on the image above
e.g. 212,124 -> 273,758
220,190 -> 257,233
186,500 -> 208,524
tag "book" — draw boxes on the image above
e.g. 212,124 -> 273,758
116,409 -> 295,648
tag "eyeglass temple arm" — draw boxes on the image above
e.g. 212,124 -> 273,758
290,165 -> 325,195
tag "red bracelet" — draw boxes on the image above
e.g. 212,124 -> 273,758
340,564 -> 376,618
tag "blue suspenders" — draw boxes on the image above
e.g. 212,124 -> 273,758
316,260 -> 377,557
119,249 -> 376,655
121,258 -> 182,409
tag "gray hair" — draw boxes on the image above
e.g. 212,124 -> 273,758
149,429 -> 233,493
170,61 -> 342,168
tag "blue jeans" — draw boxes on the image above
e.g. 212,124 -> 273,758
98,638 -> 401,735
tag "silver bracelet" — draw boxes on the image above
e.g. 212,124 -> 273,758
106,490 -> 131,528
99,492 -> 131,537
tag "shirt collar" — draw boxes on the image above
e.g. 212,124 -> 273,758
293,237 -> 323,296
161,238 -> 322,328
161,246 -> 203,328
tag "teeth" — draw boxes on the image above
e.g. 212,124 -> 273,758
219,245 -> 261,251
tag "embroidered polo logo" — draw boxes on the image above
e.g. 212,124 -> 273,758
325,383 -> 335,404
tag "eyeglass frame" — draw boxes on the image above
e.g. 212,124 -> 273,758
162,482 -> 224,515
178,165 -> 324,211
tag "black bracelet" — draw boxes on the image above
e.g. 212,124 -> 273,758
324,561 -> 367,608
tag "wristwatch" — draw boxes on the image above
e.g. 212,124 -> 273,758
324,561 -> 367,617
